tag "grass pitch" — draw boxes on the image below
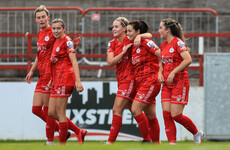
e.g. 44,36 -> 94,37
0,140 -> 230,150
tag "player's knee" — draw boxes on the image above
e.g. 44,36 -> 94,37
48,110 -> 56,119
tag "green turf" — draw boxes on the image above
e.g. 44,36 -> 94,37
0,140 -> 230,150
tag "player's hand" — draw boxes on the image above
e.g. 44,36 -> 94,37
167,72 -> 175,84
158,72 -> 164,84
73,36 -> 81,48
76,82 -> 84,92
123,43 -> 133,54
25,71 -> 33,84
134,35 -> 141,47
47,80 -> 52,88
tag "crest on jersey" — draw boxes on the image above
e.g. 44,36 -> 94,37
123,45 -> 126,51
45,35 -> 49,41
169,47 -> 174,53
66,41 -> 74,49
56,47 -> 60,52
136,48 -> 141,53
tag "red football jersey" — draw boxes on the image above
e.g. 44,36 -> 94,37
132,39 -> 160,83
51,35 -> 76,87
107,36 -> 133,84
36,26 -> 55,76
160,37 -> 189,88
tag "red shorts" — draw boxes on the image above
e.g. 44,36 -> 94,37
35,75 -> 51,94
116,79 -> 136,102
161,84 -> 189,105
35,78 -> 43,93
134,82 -> 161,105
50,86 -> 74,97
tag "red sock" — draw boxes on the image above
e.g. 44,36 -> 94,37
173,114 -> 198,135
43,106 -> 59,131
163,111 -> 176,143
108,115 -> 122,143
59,122 -> 68,144
46,115 -> 55,142
32,106 -> 46,122
43,106 -> 48,116
67,117 -> 80,135
148,117 -> 160,143
134,113 -> 151,141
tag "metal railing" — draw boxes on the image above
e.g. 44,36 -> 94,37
0,7 -> 226,86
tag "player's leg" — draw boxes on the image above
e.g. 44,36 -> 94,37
107,97 -> 132,143
32,91 -> 48,122
171,104 -> 202,144
161,85 -> 177,144
170,85 -> 203,144
131,101 -> 151,142
144,104 -> 160,143
56,97 -> 68,144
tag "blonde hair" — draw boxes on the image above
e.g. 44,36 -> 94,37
34,5 -> 50,17
52,18 -> 66,29
115,17 -> 129,27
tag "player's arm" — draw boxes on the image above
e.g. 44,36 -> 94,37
69,51 -> 84,92
154,49 -> 161,57
158,62 -> 164,84
26,57 -> 38,84
167,51 -> 192,84
134,33 -> 152,47
107,43 -> 132,66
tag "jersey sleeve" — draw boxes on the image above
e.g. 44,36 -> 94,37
65,37 -> 75,54
107,40 -> 114,54
143,39 -> 159,55
176,39 -> 187,54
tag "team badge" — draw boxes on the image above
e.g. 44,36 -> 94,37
139,95 -> 143,100
45,35 -> 49,41
136,48 -> 141,53
123,45 -> 126,51
122,91 -> 126,96
56,47 -> 60,52
169,48 -> 174,53
45,87 -> 49,91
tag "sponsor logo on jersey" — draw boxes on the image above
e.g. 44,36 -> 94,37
161,55 -> 173,64
45,35 -> 50,41
50,54 -> 58,63
37,43 -> 47,51
132,57 -> 140,65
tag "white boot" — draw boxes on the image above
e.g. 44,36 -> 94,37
194,130 -> 204,144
